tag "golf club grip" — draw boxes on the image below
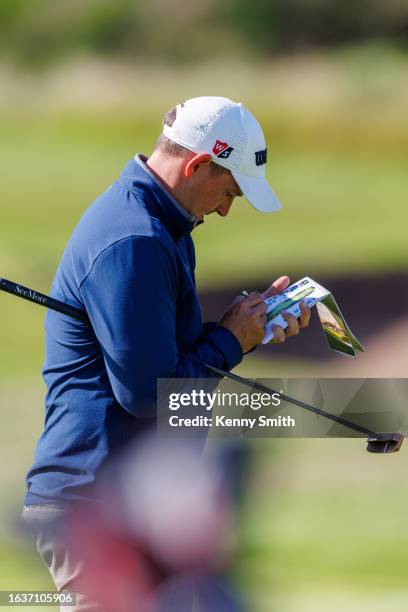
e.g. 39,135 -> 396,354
0,278 -> 88,323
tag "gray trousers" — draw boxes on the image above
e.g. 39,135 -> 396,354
22,505 -> 105,612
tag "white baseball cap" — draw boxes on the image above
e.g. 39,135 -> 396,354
162,96 -> 282,213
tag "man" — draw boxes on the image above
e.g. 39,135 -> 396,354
22,96 -> 310,609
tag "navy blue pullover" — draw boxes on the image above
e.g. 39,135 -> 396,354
25,157 -> 243,505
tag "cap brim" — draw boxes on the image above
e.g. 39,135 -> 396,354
232,172 -> 282,213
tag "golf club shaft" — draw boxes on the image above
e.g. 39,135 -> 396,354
0,276 -> 384,441
201,362 -> 383,439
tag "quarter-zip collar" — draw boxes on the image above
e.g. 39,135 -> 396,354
120,156 -> 197,241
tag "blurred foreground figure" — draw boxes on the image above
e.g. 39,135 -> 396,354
24,435 -> 247,611
69,437 -> 246,611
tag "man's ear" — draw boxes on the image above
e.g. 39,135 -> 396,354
184,153 -> 212,177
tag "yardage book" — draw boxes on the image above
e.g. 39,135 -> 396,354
263,277 -> 364,358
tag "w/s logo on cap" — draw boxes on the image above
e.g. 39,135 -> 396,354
255,148 -> 267,166
213,140 -> 234,159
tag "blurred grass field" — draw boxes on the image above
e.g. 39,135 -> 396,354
1,51 -> 408,610
2,105 -> 408,291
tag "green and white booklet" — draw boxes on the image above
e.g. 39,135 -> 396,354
263,276 -> 364,358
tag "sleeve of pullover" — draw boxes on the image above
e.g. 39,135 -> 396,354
80,235 -> 243,417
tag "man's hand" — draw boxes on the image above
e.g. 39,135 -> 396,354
218,292 -> 267,353
270,300 -> 311,343
262,275 -> 311,343
218,276 -> 312,351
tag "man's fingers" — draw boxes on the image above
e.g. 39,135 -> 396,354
250,301 -> 267,318
281,311 -> 300,337
231,294 -> 246,306
243,292 -> 264,307
258,313 -> 267,327
270,325 -> 286,343
299,300 -> 311,328
262,276 -> 290,300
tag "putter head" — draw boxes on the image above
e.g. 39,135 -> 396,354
367,433 -> 404,454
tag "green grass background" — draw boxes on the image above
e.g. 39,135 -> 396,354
1,49 -> 408,610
